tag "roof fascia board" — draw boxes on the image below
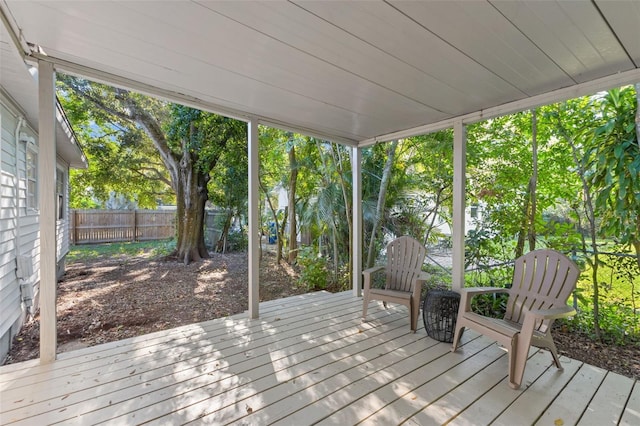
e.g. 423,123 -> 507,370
28,52 -> 253,122
55,100 -> 88,168
258,119 -> 358,147
359,68 -> 640,147
30,53 -> 359,147
0,3 -> 31,56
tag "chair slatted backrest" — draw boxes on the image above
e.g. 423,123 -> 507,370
505,249 -> 580,332
385,236 -> 426,293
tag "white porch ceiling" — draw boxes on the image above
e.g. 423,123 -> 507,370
0,20 -> 87,168
2,0 -> 639,146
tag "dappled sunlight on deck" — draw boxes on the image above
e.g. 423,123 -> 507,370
1,291 -> 637,425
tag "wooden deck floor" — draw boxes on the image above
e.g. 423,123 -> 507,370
1,291 -> 638,425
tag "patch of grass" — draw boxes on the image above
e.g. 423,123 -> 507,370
67,239 -> 175,262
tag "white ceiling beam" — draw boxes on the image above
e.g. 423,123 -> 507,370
359,68 -> 640,146
28,52 -> 360,146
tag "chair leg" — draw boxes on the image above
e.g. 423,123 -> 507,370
544,338 -> 563,369
362,295 -> 369,321
410,303 -> 417,333
508,336 -> 521,389
533,332 -> 564,370
451,324 -> 465,352
410,297 -> 420,333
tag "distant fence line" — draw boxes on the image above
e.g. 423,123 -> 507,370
70,209 -> 176,245
70,209 -> 228,246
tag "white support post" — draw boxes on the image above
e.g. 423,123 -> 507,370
248,118 -> 260,319
38,60 -> 57,363
452,121 -> 466,291
352,147 -> 362,296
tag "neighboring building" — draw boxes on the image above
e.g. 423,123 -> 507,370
0,24 -> 87,361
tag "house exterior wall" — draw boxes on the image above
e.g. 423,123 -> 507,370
0,91 -> 73,362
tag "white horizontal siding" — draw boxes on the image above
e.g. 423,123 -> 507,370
0,95 -> 35,351
56,160 -> 70,261
1,103 -> 17,177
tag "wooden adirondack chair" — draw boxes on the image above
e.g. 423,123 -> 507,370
451,249 -> 580,389
362,236 -> 429,332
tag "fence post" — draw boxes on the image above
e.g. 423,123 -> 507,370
133,210 -> 137,242
70,209 -> 75,245
73,210 -> 78,245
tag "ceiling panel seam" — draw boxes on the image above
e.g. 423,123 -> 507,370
384,0 -> 527,98
26,52 -> 361,146
591,0 -> 637,68
196,0 -> 448,115
487,0 -> 575,85
289,0 -> 464,114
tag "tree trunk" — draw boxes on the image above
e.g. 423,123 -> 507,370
515,194 -> 530,259
366,140 -> 398,268
288,146 -> 298,263
635,83 -> 640,151
70,85 -> 216,265
635,84 -> 640,269
216,212 -> 233,253
335,144 -> 353,285
557,116 -> 601,340
528,108 -> 538,251
260,181 -> 282,263
280,208 -> 288,262
423,187 -> 445,246
515,110 -> 539,258
174,166 -> 210,264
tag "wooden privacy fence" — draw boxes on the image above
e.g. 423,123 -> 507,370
70,209 -> 176,245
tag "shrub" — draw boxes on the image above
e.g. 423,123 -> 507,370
297,246 -> 329,290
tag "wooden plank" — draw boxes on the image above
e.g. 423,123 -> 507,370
0,291 -> 345,383
536,363 -> 607,426
449,350 -> 558,425
140,318 -> 417,425
1,291 -> 636,425
403,347 -> 510,425
492,356 -> 583,425
577,371 -> 635,426
0,292 -> 354,385
26,305 -> 408,424
620,381 -> 640,426
1,294 -> 391,422
326,337 -> 504,425
265,334 -> 488,425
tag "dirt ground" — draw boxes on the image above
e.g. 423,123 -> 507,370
3,250 -> 638,381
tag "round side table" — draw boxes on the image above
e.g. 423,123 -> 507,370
422,288 -> 461,343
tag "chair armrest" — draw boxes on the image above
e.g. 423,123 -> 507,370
413,273 -> 431,297
528,305 -> 576,320
458,287 -> 510,313
363,266 -> 385,275
416,272 -> 431,284
363,265 -> 385,291
460,287 -> 510,296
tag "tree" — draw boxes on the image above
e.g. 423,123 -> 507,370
391,131 -> 454,247
366,140 -> 398,268
588,87 -> 640,269
208,133 -> 248,252
60,81 -> 172,209
515,108 -> 539,257
550,98 -> 604,340
259,127 -> 290,262
59,76 -> 246,263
